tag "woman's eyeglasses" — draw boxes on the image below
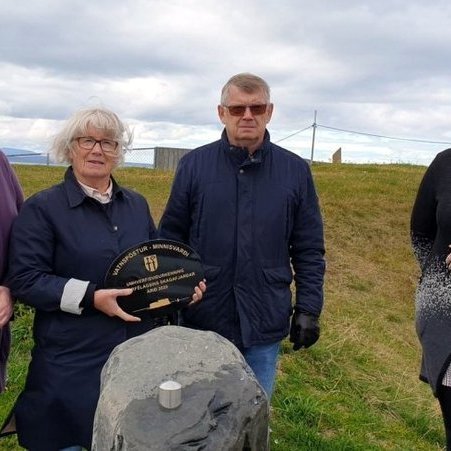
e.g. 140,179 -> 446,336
74,137 -> 119,153
223,104 -> 268,116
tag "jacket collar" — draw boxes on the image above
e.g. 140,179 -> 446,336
220,129 -> 271,166
63,166 -> 124,208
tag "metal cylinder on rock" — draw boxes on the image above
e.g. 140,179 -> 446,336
158,380 -> 182,409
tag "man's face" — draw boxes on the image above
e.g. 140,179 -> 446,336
218,85 -> 273,152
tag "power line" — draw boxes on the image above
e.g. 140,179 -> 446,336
274,121 -> 451,146
274,125 -> 312,143
317,124 -> 451,145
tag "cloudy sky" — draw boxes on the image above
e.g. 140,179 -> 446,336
1,0 -> 451,165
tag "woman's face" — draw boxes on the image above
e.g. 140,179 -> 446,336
70,125 -> 119,190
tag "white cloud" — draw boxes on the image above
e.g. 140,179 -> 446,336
1,0 -> 451,164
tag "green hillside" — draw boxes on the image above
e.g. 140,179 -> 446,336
0,163 -> 444,450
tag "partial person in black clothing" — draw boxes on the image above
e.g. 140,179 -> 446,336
411,148 -> 451,450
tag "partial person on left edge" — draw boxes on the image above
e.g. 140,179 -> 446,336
1,107 -> 205,451
0,149 -> 24,394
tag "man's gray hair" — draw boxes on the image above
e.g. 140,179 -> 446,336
220,73 -> 271,105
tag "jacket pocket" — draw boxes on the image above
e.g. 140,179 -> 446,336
259,266 -> 293,334
202,264 -> 222,282
262,265 -> 293,285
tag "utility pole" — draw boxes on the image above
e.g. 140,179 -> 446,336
310,110 -> 317,165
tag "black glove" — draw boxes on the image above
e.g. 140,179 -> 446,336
289,311 -> 320,351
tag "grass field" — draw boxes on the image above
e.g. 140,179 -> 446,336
0,162 -> 445,450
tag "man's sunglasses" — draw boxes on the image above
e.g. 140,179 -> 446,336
223,104 -> 268,116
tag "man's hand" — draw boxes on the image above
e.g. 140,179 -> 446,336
0,286 -> 13,327
289,311 -> 320,351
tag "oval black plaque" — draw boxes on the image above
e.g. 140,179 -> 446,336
104,239 -> 204,317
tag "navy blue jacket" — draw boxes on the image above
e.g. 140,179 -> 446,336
6,168 -> 157,450
159,130 -> 325,348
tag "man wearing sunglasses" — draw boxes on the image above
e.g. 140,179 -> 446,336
159,72 -> 325,399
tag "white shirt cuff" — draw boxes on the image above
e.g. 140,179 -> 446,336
61,278 -> 90,315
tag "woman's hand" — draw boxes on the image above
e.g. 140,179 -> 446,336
188,280 -> 206,306
446,245 -> 451,270
93,288 -> 141,322
0,286 -> 13,327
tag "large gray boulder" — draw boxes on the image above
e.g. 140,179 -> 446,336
92,326 -> 269,450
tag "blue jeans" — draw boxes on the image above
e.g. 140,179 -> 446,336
242,341 -> 280,399
59,447 -> 83,451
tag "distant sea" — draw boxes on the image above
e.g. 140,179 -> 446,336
3,147 -> 50,165
2,147 -> 153,168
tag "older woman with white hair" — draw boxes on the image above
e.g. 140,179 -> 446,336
2,107 -> 205,451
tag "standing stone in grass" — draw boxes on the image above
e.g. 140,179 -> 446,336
92,326 -> 269,450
